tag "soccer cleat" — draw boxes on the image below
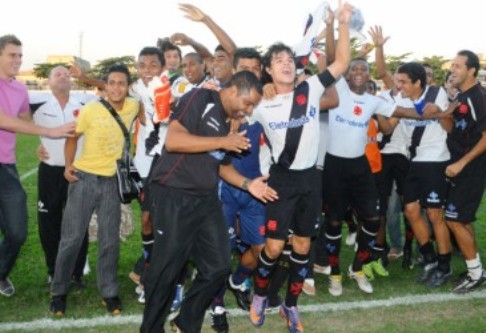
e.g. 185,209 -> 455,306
346,231 -> 357,246
279,304 -> 304,333
402,249 -> 414,270
313,264 -> 331,275
371,259 -> 389,277
211,306 -> 229,333
362,262 -> 375,281
227,276 -> 251,311
170,284 -> 184,312
50,295 -> 67,317
452,272 -> 486,294
348,266 -> 373,294
302,278 -> 316,296
102,296 -> 122,315
387,248 -> 404,261
249,294 -> 268,327
0,278 -> 15,297
426,268 -> 453,288
128,271 -> 140,285
328,274 -> 343,297
417,261 -> 438,284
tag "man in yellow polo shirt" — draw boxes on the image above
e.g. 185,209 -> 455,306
49,64 -> 142,317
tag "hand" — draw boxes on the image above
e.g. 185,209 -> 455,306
445,160 -> 466,178
422,101 -> 458,119
263,83 -> 276,100
200,79 -> 220,91
37,144 -> 49,161
47,122 -> 76,138
248,175 -> 279,203
170,32 -> 191,46
221,130 -> 251,153
336,0 -> 353,25
356,43 -> 375,57
229,118 -> 243,134
64,165 -> 79,183
324,5 -> 334,25
69,62 -> 85,79
178,3 -> 206,22
368,25 -> 389,48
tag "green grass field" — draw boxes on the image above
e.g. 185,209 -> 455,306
1,134 -> 486,332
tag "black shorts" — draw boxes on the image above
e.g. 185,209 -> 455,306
378,153 -> 409,196
323,153 -> 379,221
403,161 -> 448,208
445,159 -> 486,223
265,164 -> 320,240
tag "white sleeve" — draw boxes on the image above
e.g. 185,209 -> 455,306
375,96 -> 396,117
435,87 -> 449,112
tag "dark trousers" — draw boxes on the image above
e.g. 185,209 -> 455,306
37,162 -> 88,278
0,164 -> 27,280
141,185 -> 231,333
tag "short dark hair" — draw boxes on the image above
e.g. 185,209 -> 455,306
105,64 -> 131,85
157,38 -> 182,60
184,52 -> 204,65
139,47 -> 165,68
0,34 -> 21,53
233,47 -> 262,69
227,70 -> 263,96
397,62 -> 427,90
263,43 -> 294,70
457,50 -> 480,77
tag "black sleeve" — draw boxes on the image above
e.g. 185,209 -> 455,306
171,89 -> 206,132
30,102 -> 46,114
317,70 -> 336,88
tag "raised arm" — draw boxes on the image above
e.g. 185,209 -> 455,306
69,62 -> 106,90
368,25 -> 395,90
178,3 -> 237,59
324,6 -> 336,64
170,32 -> 213,65
326,1 -> 352,79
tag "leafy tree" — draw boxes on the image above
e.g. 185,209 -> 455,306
32,62 -> 69,79
420,55 -> 448,85
87,56 -> 137,81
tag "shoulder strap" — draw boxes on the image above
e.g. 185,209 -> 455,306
99,98 -> 131,151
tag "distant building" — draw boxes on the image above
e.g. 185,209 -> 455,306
16,55 -> 91,90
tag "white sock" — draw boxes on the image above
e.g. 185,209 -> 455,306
466,257 -> 482,280
304,278 -> 315,287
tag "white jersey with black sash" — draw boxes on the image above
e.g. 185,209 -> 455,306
399,86 -> 450,162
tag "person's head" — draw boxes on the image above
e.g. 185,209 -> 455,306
48,65 -> 71,94
157,38 -> 182,71
233,47 -> 262,80
263,43 -> 296,88
450,50 -> 480,91
181,53 -> 206,84
444,71 -> 458,100
0,34 -> 22,79
346,58 -> 370,93
422,63 -> 434,85
212,45 -> 233,84
104,64 -> 131,104
137,47 -> 165,86
396,62 -> 426,99
220,70 -> 263,120
366,80 -> 377,95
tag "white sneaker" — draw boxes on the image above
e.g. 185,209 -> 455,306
302,278 -> 316,296
346,232 -> 357,246
348,266 -> 373,294
83,256 -> 90,276
328,275 -> 343,296
313,264 -> 331,275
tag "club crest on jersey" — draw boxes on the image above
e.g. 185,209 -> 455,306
456,119 -> 467,130
295,94 -> 307,105
353,105 -> 362,116
73,109 -> 80,117
267,219 -> 278,231
459,103 -> 468,114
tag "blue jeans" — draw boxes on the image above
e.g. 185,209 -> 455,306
386,186 -> 403,249
0,164 -> 28,280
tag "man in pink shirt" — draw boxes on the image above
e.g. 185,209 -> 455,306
0,34 -> 74,297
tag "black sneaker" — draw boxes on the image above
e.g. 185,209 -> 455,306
226,276 -> 251,311
102,296 -> 122,315
426,268 -> 453,288
0,278 -> 15,297
453,272 -> 486,294
402,249 -> 414,270
211,306 -> 229,333
50,295 -> 67,317
417,261 -> 438,283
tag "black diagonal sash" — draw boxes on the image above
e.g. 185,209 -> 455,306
409,86 -> 440,160
277,81 -> 310,168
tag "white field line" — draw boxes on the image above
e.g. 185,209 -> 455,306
1,290 -> 485,331
19,167 -> 38,181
